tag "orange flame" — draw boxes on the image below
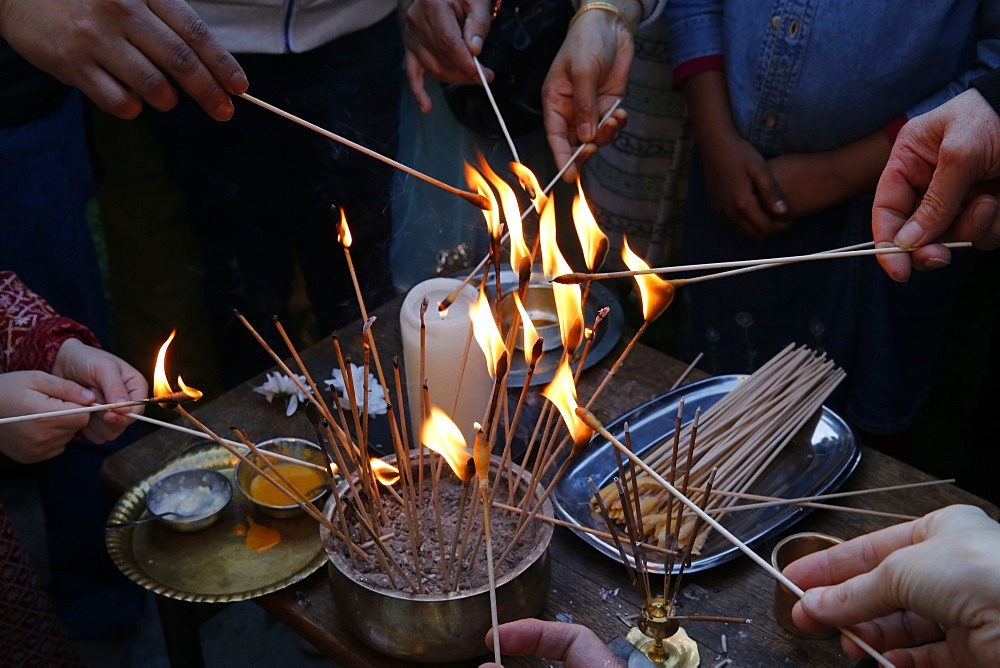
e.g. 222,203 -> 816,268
512,291 -> 539,364
539,197 -> 583,351
370,458 -> 400,486
153,330 -> 203,400
622,236 -> 675,322
541,358 -> 593,452
510,162 -> 547,213
573,176 -> 609,272
476,155 -> 531,275
469,289 -> 506,377
337,208 -> 353,248
421,406 -> 472,483
465,163 -> 501,242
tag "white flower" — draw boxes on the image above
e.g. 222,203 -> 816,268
325,363 -> 387,417
254,372 -> 311,417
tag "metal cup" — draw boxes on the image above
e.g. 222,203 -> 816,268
771,532 -> 843,638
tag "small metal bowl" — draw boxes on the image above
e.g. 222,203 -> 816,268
145,468 -> 232,533
500,284 -> 563,352
234,437 -> 330,519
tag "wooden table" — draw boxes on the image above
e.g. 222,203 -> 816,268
101,297 -> 998,667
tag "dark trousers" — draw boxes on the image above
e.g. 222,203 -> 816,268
150,13 -> 403,387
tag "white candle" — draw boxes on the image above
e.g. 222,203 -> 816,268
399,278 -> 493,447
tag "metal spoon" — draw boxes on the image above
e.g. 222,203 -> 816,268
105,510 -> 200,529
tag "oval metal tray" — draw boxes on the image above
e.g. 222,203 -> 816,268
552,375 -> 861,573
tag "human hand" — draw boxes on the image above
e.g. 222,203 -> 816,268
50,339 -> 147,444
783,504 -> 1000,668
0,371 -> 100,462
403,0 -> 493,114
873,88 -> 1000,281
701,136 -> 789,239
480,618 -> 624,668
541,3 -> 636,181
767,152 -> 848,221
0,0 -> 247,121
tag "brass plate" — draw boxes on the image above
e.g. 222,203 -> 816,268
106,445 -> 326,602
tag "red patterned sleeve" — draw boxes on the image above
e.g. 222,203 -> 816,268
0,271 -> 100,374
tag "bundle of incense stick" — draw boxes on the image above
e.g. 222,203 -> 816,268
594,344 -> 845,554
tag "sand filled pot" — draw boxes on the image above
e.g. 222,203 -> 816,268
320,453 -> 553,663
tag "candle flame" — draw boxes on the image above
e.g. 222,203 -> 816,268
476,154 -> 531,275
465,163 -> 501,242
421,406 -> 473,483
622,236 -> 675,322
469,289 -> 506,377
370,458 -> 400,486
573,175 -> 609,272
512,291 -> 539,364
539,198 -> 583,352
153,330 -> 203,400
337,208 -> 353,248
541,358 -> 593,452
510,162 -> 547,213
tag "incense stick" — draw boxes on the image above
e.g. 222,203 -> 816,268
237,93 -> 489,210
0,392 -> 192,425
123,412 -> 328,472
554,242 -> 972,283
577,406 -> 895,668
475,58 -> 520,164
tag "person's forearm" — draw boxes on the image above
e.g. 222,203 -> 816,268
828,130 -> 893,199
682,70 -> 740,155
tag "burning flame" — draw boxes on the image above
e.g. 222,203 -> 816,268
541,358 -> 593,452
337,208 -> 353,248
539,197 -> 583,352
370,458 -> 400,486
573,176 -> 609,272
421,406 -> 473,483
465,163 -> 501,242
469,289 -> 506,377
153,330 -> 203,400
622,236 -> 675,322
510,162 -> 547,213
512,291 -> 539,364
476,154 -> 531,276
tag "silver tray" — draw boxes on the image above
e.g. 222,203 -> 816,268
484,268 -> 623,387
551,375 -> 861,573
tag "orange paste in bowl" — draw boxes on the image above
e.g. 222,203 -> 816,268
249,463 -> 325,506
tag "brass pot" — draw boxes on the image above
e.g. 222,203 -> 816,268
321,454 -> 553,663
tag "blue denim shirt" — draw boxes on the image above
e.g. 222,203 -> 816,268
665,0 -> 1000,155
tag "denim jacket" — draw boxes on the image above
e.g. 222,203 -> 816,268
664,0 -> 1000,154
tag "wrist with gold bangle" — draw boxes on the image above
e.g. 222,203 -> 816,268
568,1 -> 639,38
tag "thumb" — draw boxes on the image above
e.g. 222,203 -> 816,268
464,0 -> 492,56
